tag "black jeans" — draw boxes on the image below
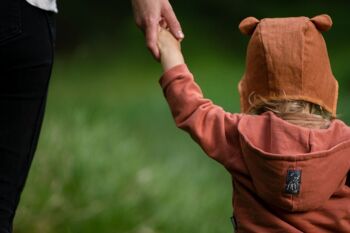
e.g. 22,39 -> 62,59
0,0 -> 55,232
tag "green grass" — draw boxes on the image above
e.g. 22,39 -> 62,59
13,37 -> 242,233
13,28 -> 350,233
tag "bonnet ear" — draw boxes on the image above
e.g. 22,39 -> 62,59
239,17 -> 260,35
310,14 -> 333,32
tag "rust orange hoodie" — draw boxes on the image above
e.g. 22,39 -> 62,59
160,64 -> 350,232
159,15 -> 350,232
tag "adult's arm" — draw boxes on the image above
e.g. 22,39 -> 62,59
131,0 -> 184,59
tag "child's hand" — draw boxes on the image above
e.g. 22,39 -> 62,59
157,27 -> 185,72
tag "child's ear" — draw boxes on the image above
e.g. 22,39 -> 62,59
310,14 -> 333,32
239,17 -> 260,36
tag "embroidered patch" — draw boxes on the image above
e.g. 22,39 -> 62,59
285,169 -> 301,195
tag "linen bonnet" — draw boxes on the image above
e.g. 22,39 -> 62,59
238,14 -> 338,117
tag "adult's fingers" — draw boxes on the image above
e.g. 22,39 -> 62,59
159,18 -> 168,29
163,4 -> 184,40
145,19 -> 160,60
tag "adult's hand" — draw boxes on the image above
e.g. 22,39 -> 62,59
131,0 -> 184,59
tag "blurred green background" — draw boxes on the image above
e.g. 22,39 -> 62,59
13,1 -> 350,233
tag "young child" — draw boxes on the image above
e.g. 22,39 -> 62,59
157,14 -> 350,233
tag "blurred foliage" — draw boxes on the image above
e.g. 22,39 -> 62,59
56,0 -> 350,51
54,0 -> 350,117
12,1 -> 350,233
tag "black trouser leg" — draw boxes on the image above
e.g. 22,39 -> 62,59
0,0 -> 55,232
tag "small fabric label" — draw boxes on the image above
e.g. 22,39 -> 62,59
285,169 -> 301,195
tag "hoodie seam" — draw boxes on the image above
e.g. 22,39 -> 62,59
301,19 -> 307,94
258,20 -> 271,95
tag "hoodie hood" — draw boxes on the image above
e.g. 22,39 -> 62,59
237,111 -> 350,212
238,15 -> 338,117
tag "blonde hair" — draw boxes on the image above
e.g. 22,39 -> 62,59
248,95 -> 334,129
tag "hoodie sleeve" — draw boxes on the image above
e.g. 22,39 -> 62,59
159,64 -> 242,168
